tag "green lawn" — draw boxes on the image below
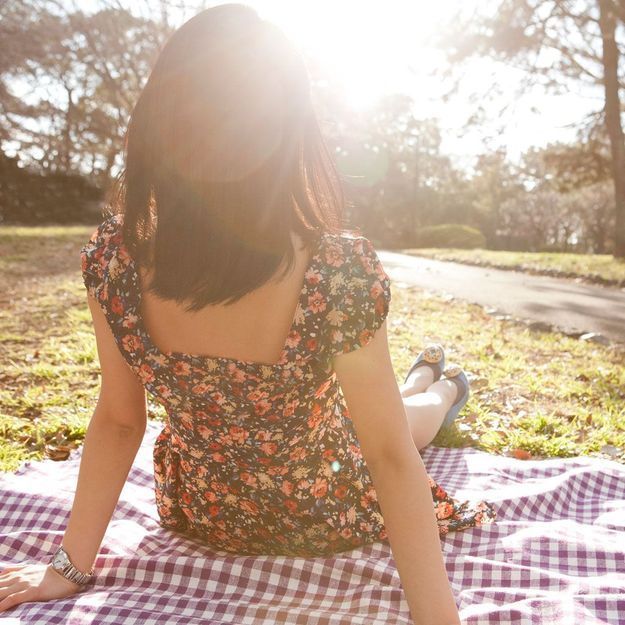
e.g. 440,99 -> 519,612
1,224 -> 624,473
402,247 -> 625,286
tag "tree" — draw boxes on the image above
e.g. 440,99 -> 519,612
437,0 -> 625,257
0,1 -> 210,185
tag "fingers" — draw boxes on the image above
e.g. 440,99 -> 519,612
0,583 -> 30,613
0,566 -> 25,576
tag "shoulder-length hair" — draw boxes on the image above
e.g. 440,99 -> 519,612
105,3 -> 356,312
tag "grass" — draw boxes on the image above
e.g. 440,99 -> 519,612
1,224 -> 624,473
401,247 -> 625,286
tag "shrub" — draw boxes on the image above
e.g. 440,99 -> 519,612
0,152 -> 104,224
415,223 -> 486,249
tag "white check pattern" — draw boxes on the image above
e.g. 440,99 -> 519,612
1,420 -> 624,624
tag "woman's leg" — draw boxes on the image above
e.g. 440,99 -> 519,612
400,373 -> 459,451
399,367 -> 436,398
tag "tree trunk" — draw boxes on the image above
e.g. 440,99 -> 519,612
598,0 -> 625,257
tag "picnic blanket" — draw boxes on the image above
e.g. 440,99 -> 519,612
1,419 -> 624,625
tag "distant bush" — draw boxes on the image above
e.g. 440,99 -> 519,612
415,224 -> 486,249
0,152 -> 104,224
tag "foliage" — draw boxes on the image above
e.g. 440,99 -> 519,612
0,153 -> 103,224
415,223 -> 486,249
434,1 -> 625,256
496,181 -> 616,253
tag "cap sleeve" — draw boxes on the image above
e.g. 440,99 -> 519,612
79,215 -> 123,299
324,235 -> 392,356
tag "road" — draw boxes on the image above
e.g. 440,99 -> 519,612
377,251 -> 625,344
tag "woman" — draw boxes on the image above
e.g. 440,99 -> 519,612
0,4 -> 496,622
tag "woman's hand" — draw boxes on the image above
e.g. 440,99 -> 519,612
0,563 -> 83,613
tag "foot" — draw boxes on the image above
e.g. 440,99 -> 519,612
439,365 -> 470,429
403,344 -> 445,392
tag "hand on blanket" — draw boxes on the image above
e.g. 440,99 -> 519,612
0,563 -> 82,612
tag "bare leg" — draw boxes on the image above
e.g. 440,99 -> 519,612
399,367 -> 435,398
402,379 -> 458,451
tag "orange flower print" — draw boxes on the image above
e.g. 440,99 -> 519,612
197,425 -> 212,440
110,295 -> 123,315
229,426 -> 248,444
204,490 -> 218,502
334,484 -> 348,499
314,379 -> 332,399
260,441 -> 278,456
289,447 -> 307,461
181,492 -> 192,505
247,388 -> 269,403
212,481 -> 228,494
340,527 -> 353,539
122,334 -> 142,353
435,486 -> 447,499
308,404 -> 325,430
311,478 -> 328,498
322,449 -> 336,461
173,361 -> 192,376
308,291 -> 326,314
208,505 -> 220,517
285,330 -> 301,349
254,399 -> 272,415
324,243 -> 345,267
227,363 -> 246,383
283,398 -> 299,417
305,267 -> 322,285
435,501 -> 455,520
281,481 -> 294,496
139,363 -> 155,383
192,382 -> 212,394
122,312 -> 138,329
239,499 -> 259,515
284,499 -> 298,513
240,472 -> 257,487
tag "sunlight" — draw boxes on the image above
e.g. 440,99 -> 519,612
253,0 -> 455,111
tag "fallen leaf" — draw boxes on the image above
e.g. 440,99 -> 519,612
511,449 -> 532,460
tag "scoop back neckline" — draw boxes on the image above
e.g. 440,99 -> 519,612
124,230 -> 328,370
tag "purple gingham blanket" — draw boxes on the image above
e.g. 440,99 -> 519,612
1,419 -> 624,625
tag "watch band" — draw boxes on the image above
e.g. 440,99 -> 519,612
50,546 -> 95,586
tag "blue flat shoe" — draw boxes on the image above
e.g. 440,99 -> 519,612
440,365 -> 470,429
403,343 -> 445,385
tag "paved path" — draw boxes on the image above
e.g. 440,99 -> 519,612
377,251 -> 625,344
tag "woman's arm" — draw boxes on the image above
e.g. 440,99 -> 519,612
62,293 -> 148,573
0,294 -> 147,612
332,320 -> 461,625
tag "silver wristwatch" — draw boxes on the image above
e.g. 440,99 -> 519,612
49,546 -> 95,586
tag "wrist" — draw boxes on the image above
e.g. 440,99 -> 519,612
49,545 -> 95,586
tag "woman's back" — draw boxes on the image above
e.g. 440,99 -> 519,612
80,213 -> 393,557
137,230 -> 317,367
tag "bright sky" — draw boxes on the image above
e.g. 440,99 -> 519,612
6,0 -> 604,174
245,0 -> 601,171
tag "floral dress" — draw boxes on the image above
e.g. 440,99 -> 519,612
80,214 -> 497,557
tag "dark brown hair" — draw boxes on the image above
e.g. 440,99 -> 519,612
106,3 -> 355,312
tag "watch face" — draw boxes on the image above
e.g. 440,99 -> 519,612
52,549 -> 69,568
